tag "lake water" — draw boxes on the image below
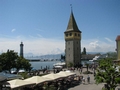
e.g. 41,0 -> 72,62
30,61 -> 60,70
30,60 -> 93,70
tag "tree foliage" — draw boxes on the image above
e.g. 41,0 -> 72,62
61,54 -> 65,60
15,57 -> 32,73
0,50 -> 32,73
84,62 -> 89,72
67,62 -> 73,68
95,58 -> 120,90
82,47 -> 86,55
106,52 -> 117,60
0,50 -> 18,73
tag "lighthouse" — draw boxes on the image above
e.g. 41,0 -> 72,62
20,42 -> 24,58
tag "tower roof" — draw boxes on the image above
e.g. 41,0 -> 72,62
116,35 -> 120,41
65,11 -> 81,33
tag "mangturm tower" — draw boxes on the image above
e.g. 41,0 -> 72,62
116,35 -> 120,60
64,9 -> 82,67
20,42 -> 24,57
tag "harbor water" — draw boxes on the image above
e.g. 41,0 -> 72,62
30,60 -> 93,70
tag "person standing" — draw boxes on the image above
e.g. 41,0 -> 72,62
82,77 -> 85,84
87,75 -> 90,84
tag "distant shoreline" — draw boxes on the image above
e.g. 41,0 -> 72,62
28,59 -> 62,62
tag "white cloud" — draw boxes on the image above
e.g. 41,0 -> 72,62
89,40 -> 99,48
81,39 -> 116,53
105,37 -> 113,42
37,34 -> 43,38
11,29 -> 16,32
0,36 -> 65,56
0,36 -> 116,57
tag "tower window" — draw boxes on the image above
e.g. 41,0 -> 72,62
68,48 -> 70,50
78,34 -> 80,36
66,34 -> 68,37
70,33 -> 72,36
75,33 -> 77,36
68,42 -> 70,44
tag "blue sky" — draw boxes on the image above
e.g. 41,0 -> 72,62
0,0 -> 120,56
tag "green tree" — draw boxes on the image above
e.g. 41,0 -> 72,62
106,52 -> 117,60
82,47 -> 86,55
85,63 -> 89,72
15,56 -> 32,73
61,54 -> 65,60
67,62 -> 73,68
0,50 -> 18,73
95,58 -> 120,90
22,59 -> 32,72
0,50 -> 32,73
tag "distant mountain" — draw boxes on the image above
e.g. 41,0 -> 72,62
24,52 -> 108,59
25,53 -> 65,59
87,52 -> 106,54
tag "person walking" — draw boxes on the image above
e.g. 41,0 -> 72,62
82,77 -> 85,84
87,75 -> 90,84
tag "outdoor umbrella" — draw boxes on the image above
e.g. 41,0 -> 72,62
7,79 -> 35,89
57,71 -> 76,77
24,76 -> 51,84
42,73 -> 62,80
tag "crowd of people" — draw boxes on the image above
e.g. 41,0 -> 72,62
2,62 -> 97,90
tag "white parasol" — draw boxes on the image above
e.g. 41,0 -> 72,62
24,76 -> 51,84
7,79 -> 35,89
42,73 -> 62,80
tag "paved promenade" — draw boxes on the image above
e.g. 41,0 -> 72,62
68,68 -> 120,90
68,68 -> 104,90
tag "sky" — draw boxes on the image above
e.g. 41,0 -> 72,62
0,0 -> 120,56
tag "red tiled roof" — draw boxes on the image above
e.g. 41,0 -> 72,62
116,35 -> 120,41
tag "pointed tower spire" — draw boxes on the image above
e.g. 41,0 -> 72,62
64,7 -> 82,67
65,6 -> 81,33
70,4 -> 73,13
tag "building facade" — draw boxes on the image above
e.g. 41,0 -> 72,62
64,11 -> 82,67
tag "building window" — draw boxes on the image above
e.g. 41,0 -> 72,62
70,33 -> 72,36
68,48 -> 70,50
75,33 -> 77,36
78,34 -> 80,37
68,42 -> 70,45
66,34 -> 68,37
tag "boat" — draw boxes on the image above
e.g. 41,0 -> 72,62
53,62 -> 65,66
53,62 -> 66,69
